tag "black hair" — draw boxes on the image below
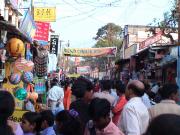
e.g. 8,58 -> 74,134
0,90 -> 15,135
89,98 -> 111,120
56,110 -> 83,135
72,77 -> 93,98
22,112 -> 42,133
40,110 -> 54,127
100,80 -> 111,91
64,80 -> 70,90
115,80 -> 126,94
51,78 -> 59,88
127,83 -> 144,97
159,83 -> 178,100
144,114 -> 180,135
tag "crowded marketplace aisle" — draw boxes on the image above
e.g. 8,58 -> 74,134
1,0 -> 180,135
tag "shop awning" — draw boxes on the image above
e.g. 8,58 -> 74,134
0,20 -> 32,43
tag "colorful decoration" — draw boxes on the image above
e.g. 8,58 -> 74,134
22,72 -> 33,83
34,77 -> 46,94
14,87 -> 27,101
9,73 -> 21,85
27,92 -> 38,102
7,38 -> 25,57
14,57 -> 34,72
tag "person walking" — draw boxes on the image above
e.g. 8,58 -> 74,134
63,80 -> 72,110
47,78 -> 64,115
120,80 -> 149,135
112,81 -> 127,125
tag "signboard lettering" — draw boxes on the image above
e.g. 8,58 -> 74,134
50,35 -> 59,55
34,7 -> 56,22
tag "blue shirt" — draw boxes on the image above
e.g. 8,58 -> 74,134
41,126 -> 56,135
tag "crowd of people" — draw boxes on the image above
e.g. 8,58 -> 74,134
1,76 -> 180,135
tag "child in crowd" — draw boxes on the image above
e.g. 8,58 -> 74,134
55,109 -> 83,135
40,110 -> 56,135
21,112 -> 41,135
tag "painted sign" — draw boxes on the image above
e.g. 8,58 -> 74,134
9,110 -> 27,122
19,9 -> 36,42
139,32 -> 162,51
50,35 -> 59,55
64,47 -> 117,57
77,66 -> 91,75
33,21 -> 50,45
34,7 -> 56,22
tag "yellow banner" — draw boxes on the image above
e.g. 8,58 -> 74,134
9,110 -> 28,122
63,47 -> 117,57
34,7 -> 56,22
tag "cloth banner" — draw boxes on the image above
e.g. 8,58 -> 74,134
63,47 -> 117,57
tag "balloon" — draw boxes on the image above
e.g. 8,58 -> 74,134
7,38 -> 25,57
15,57 -> 34,72
22,72 -> 33,83
9,73 -> 21,85
14,87 -> 27,101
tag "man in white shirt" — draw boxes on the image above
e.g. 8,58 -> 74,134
120,80 -> 149,135
47,78 -> 64,114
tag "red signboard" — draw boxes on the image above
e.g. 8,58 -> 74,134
34,21 -> 50,42
139,32 -> 162,51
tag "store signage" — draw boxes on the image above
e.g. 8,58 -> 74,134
139,32 -> 162,51
77,66 -> 91,75
34,21 -> 50,44
50,35 -> 59,55
19,10 -> 36,42
34,7 -> 56,22
124,44 -> 137,59
9,110 -> 27,122
64,47 -> 117,57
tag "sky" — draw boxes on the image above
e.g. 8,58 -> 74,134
33,0 -> 174,48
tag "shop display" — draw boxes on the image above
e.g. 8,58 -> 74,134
22,71 -> 33,83
34,77 -> 46,94
6,38 -> 25,57
34,47 -> 48,77
9,73 -> 21,85
14,87 -> 27,101
15,57 -> 34,72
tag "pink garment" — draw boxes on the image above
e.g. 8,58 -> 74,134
84,120 -> 124,135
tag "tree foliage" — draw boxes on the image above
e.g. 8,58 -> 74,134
83,23 -> 123,72
149,0 -> 177,43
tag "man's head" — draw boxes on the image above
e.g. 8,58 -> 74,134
72,77 -> 93,102
115,80 -> 126,96
100,80 -> 111,92
89,98 -> 111,130
159,83 -> 179,102
125,80 -> 145,100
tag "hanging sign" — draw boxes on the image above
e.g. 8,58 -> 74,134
50,35 -> 59,55
64,47 -> 117,57
33,21 -> 50,45
34,7 -> 56,22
